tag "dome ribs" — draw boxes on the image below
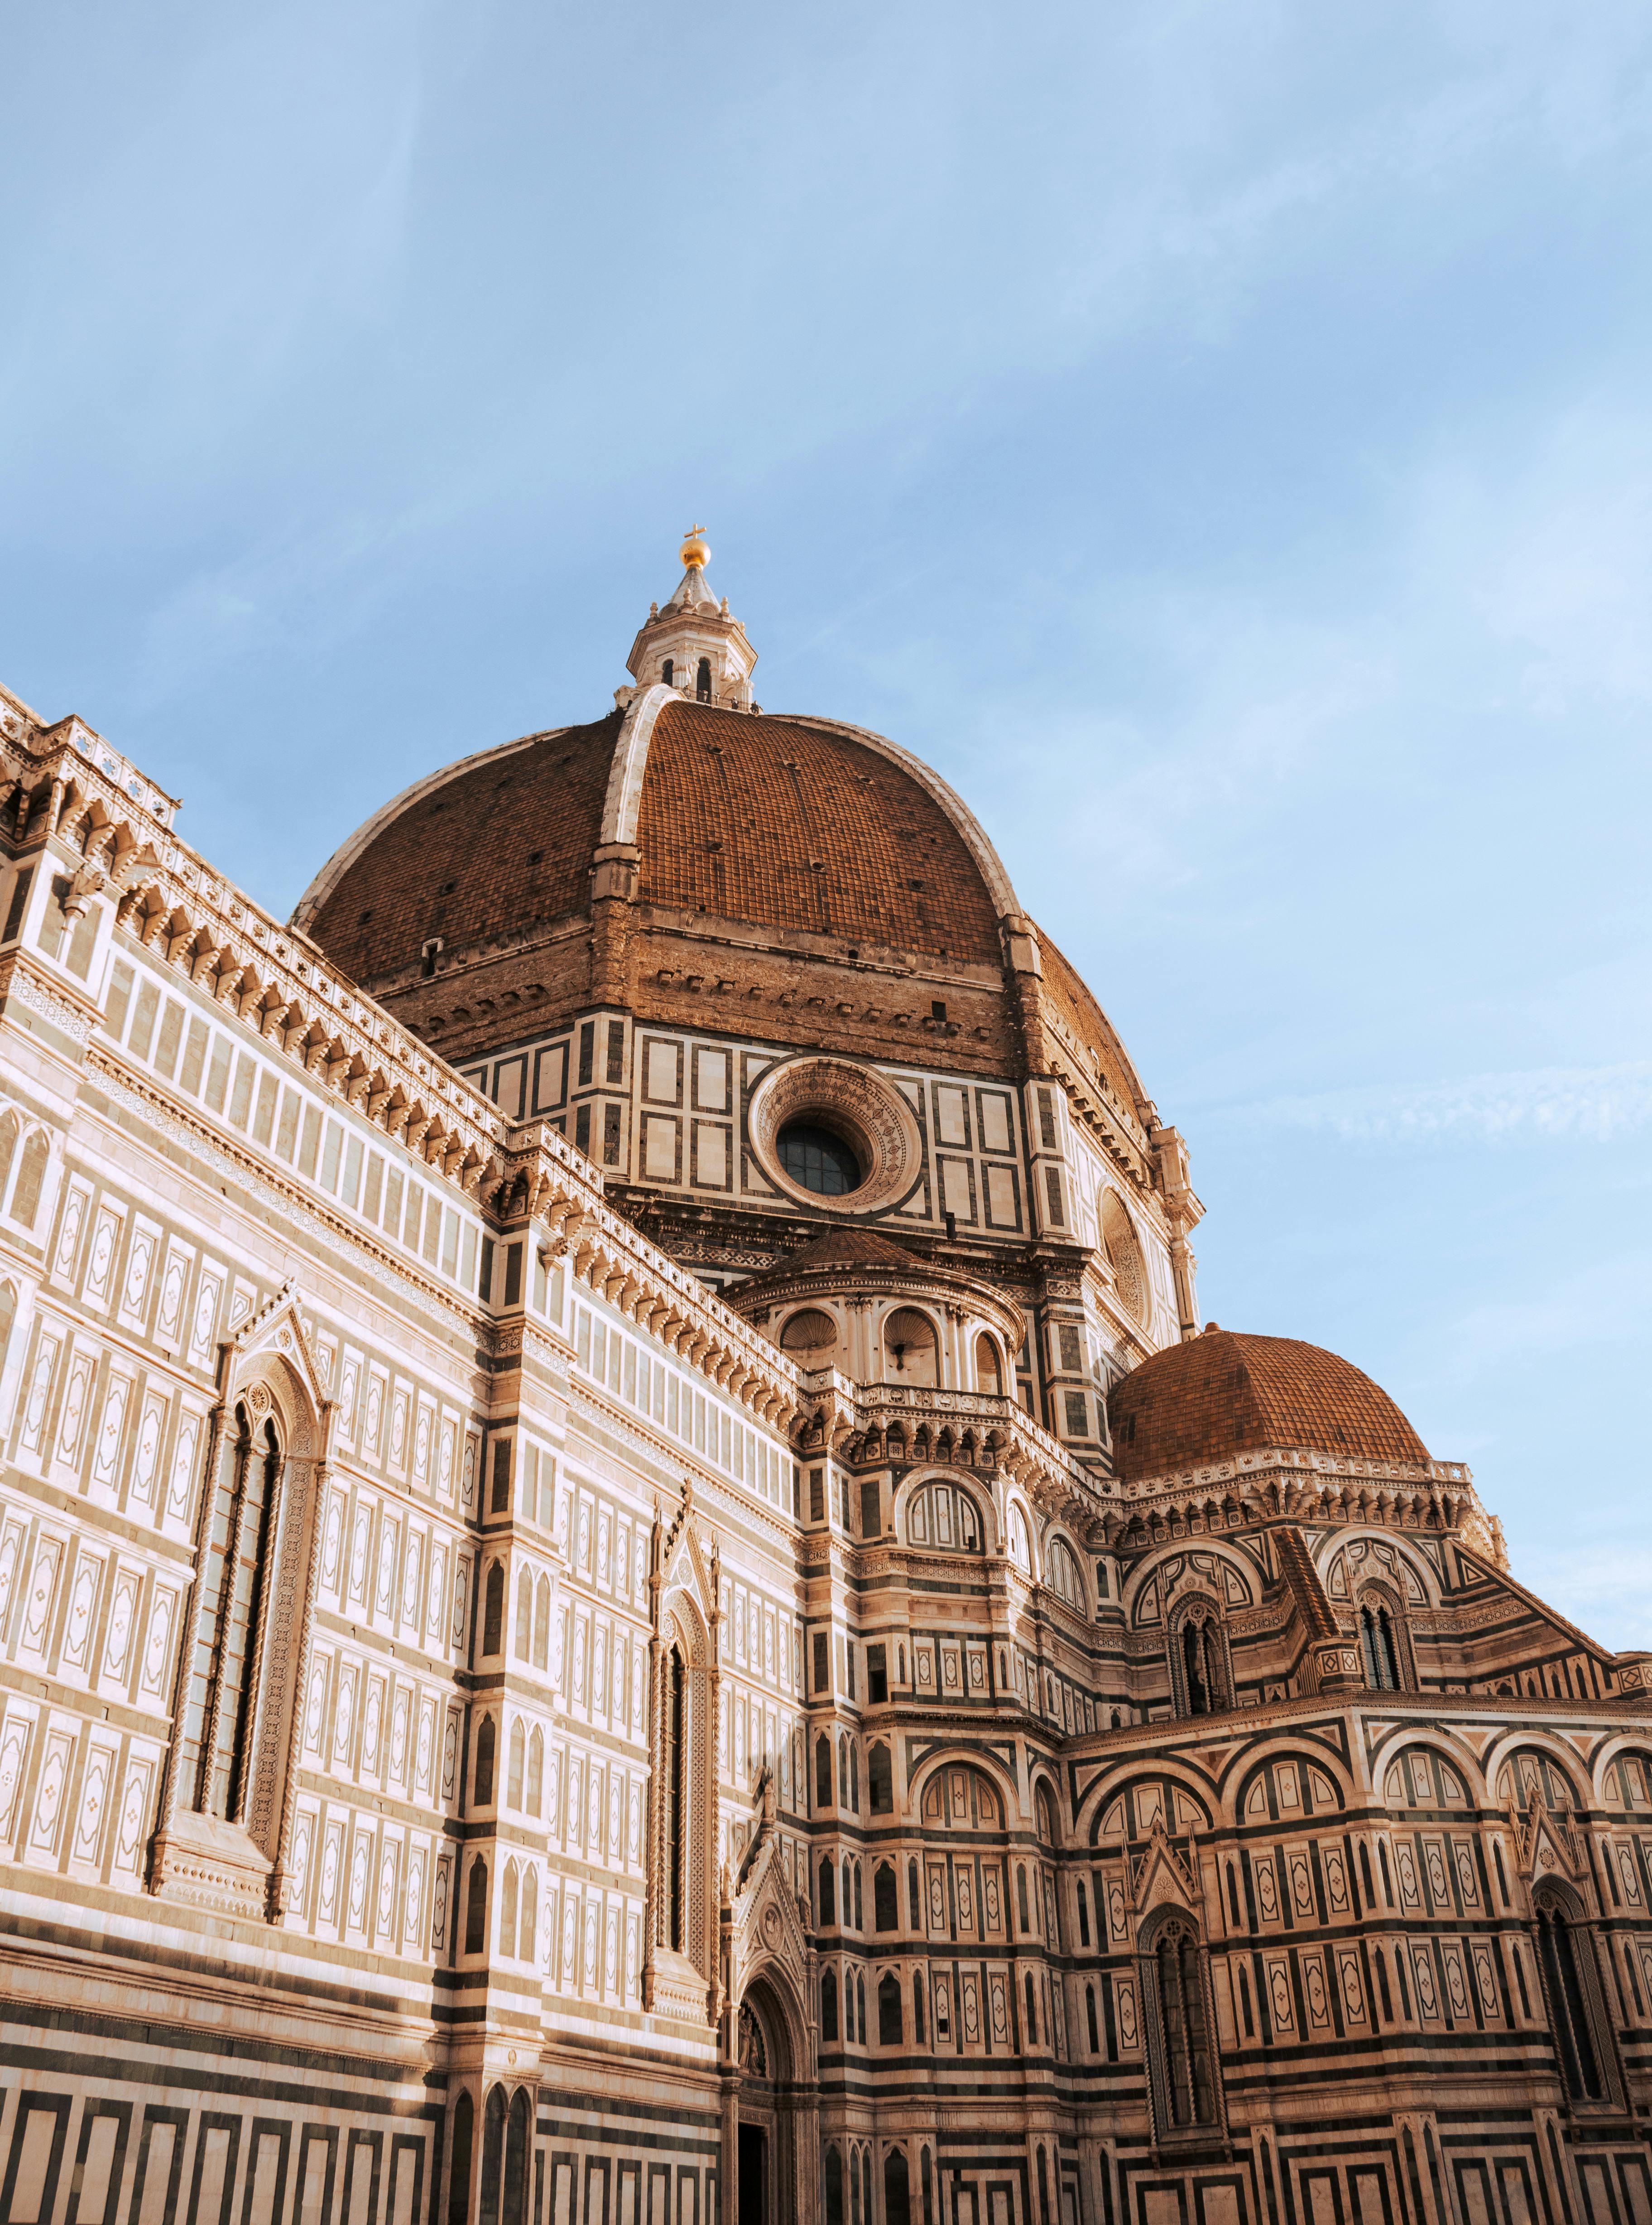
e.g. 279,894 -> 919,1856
634,702 -> 1002,963
304,713 -> 622,988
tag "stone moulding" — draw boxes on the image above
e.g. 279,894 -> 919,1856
1101,1444 -> 1499,1565
6,710 -> 807,1430
744,1054 -> 926,1218
2,711 -> 519,1198
802,1378 -> 1113,1528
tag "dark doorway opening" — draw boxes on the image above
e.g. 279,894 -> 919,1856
739,2124 -> 768,2225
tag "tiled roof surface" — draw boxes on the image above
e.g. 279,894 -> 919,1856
1108,1328 -> 1429,1481
635,701 -> 1004,961
307,713 -> 622,983
1037,929 -> 1148,1122
738,1227 -> 922,1293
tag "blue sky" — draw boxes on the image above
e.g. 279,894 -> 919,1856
5,2 -> 1649,1642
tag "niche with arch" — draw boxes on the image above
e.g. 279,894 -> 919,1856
883,1306 -> 939,1386
779,1307 -> 838,1364
904,1479 -> 984,1554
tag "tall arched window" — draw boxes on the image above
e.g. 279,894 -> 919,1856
479,2084 -> 506,2225
667,1646 -> 686,1952
482,1563 -> 504,1655
884,2149 -> 911,2225
821,1970 -> 839,2042
869,1742 -> 893,1813
506,1719 -> 524,1807
1533,1885 -> 1618,2106
1169,1604 -> 1231,1719
465,1857 -> 489,1953
1142,1914 -> 1222,2140
520,1867 -> 538,1965
975,1333 -> 1004,1395
533,1576 -> 550,1671
696,656 -> 712,701
501,1861 -> 519,1955
819,1856 -> 836,1926
474,1716 -> 496,1806
179,1401 -> 283,1822
515,1569 -> 533,1660
447,2091 -> 473,2225
527,1728 -> 544,1817
1046,1536 -> 1085,1613
661,659 -> 674,686
9,1128 -> 49,1228
816,1732 -> 833,1809
874,1862 -> 897,1931
1356,1586 -> 1409,1690
1360,1604 -> 1400,1688
504,2090 -> 530,2225
878,1972 -> 903,2045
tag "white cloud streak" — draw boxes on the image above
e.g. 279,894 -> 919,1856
1234,1062 -> 1652,1146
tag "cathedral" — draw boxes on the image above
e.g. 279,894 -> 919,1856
0,534 -> 1648,2225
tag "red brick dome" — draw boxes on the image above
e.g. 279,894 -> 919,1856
297,697 -> 1005,990
1107,1327 -> 1429,1481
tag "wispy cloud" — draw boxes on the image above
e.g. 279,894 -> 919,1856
1231,1062 -> 1652,1147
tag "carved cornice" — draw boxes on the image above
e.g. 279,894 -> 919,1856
800,1378 -> 1112,1529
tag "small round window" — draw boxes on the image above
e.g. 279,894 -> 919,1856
777,1120 -> 863,1197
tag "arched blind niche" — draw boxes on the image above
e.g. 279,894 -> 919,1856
884,1308 -> 938,1387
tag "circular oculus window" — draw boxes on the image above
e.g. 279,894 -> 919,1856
748,1057 -> 923,1216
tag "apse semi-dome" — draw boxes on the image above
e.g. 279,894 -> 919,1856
1107,1326 -> 1430,1481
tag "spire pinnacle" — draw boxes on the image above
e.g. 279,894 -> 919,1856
621,535 -> 759,711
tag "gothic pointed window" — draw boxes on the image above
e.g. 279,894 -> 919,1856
874,1862 -> 897,1931
1533,1885 -> 1618,2107
667,1645 -> 686,1952
1170,1604 -> 1230,1720
178,1401 -> 283,1822
465,1857 -> 489,1953
1142,1912 -> 1223,2141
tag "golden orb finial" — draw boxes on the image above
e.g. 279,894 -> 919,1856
679,524 -> 711,571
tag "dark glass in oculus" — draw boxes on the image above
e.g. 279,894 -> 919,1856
778,1120 -> 861,1195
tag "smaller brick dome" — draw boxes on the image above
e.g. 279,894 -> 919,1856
1108,1327 -> 1428,1481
